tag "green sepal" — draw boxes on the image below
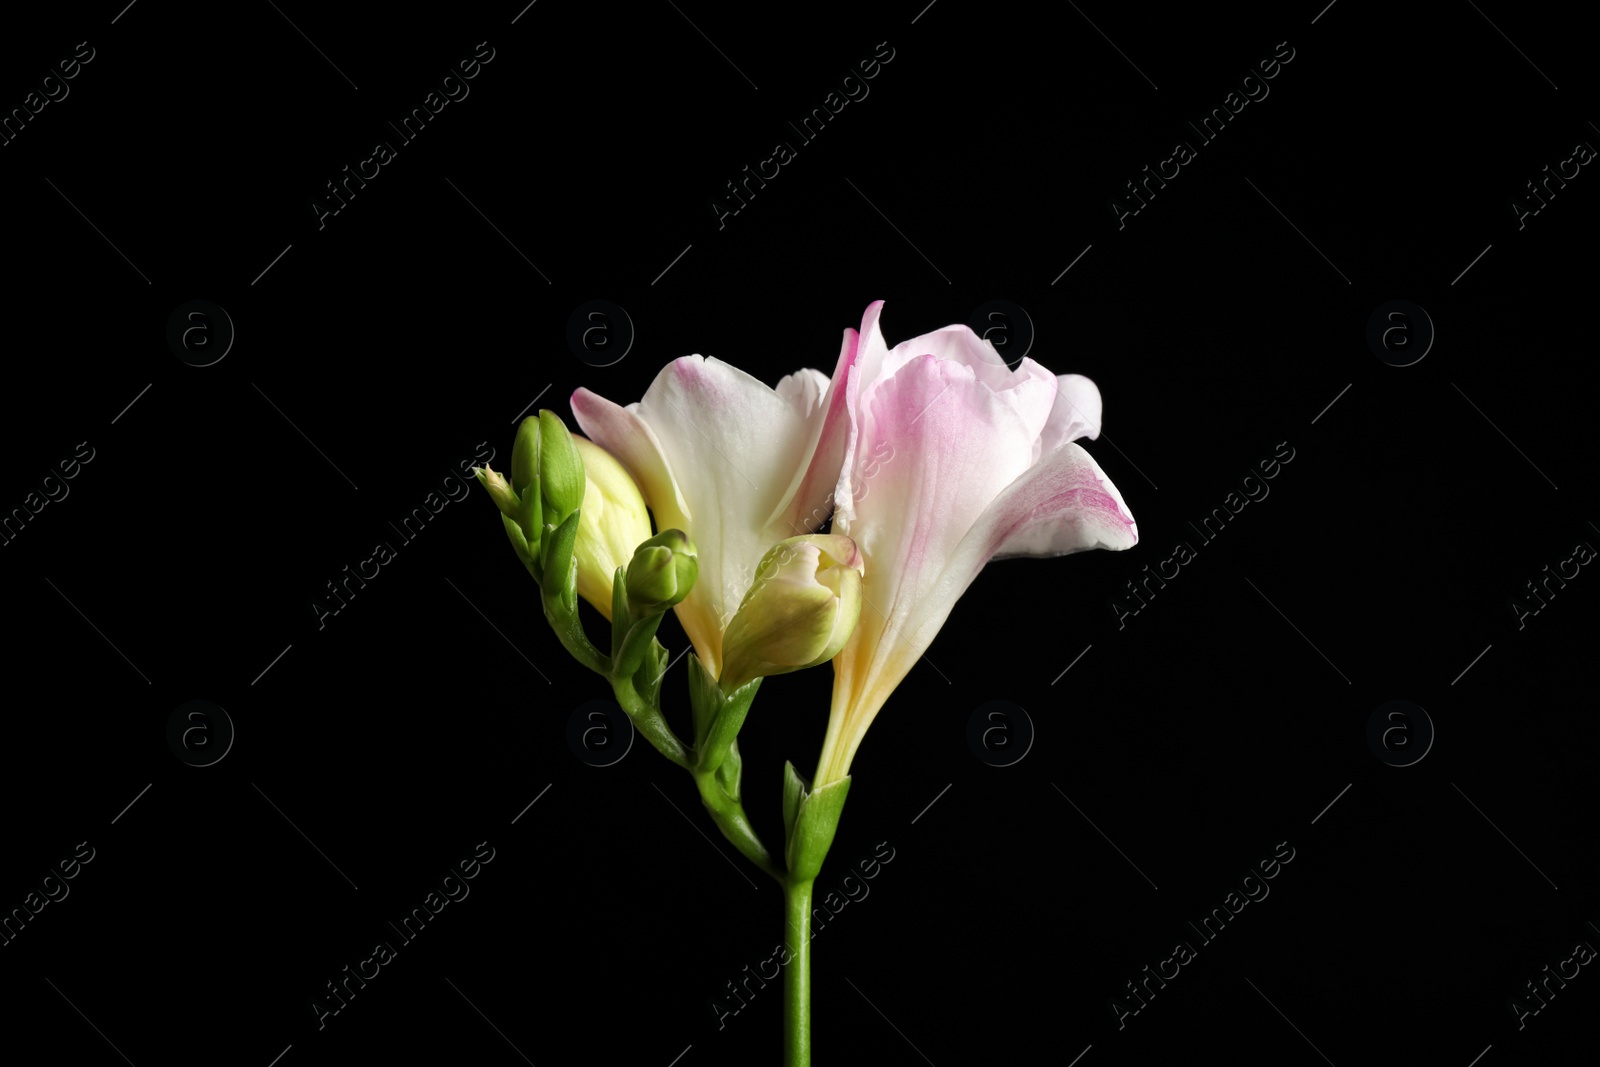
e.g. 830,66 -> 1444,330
715,738 -> 744,803
538,410 -> 585,525
781,761 -> 809,843
688,652 -> 761,776
510,416 -> 541,495
695,673 -> 760,777
500,513 -> 532,567
517,476 -> 543,548
632,638 -> 670,709
785,775 -> 850,882
561,556 -> 578,613
534,524 -> 553,575
615,611 -> 664,680
543,509 -> 581,614
687,653 -> 722,750
609,567 -> 630,659
474,465 -> 518,516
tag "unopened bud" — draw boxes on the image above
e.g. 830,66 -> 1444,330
571,435 -> 652,620
474,464 -> 518,516
510,416 -> 541,495
626,529 -> 698,616
718,534 -> 863,692
538,409 -> 586,525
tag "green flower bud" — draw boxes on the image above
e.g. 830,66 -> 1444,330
718,534 -> 863,693
625,529 -> 698,616
473,463 -> 518,516
510,416 -> 541,496
538,409 -> 585,526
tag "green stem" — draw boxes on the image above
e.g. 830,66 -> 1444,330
693,770 -> 784,883
541,584 -> 609,675
611,674 -> 691,769
784,877 -> 814,1067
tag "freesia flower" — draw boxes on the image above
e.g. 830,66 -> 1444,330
813,301 -> 1139,786
571,341 -> 856,679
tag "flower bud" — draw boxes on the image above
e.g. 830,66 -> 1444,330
571,435 -> 653,621
718,534 -> 863,692
473,463 -> 518,516
510,416 -> 541,495
626,529 -> 698,616
538,409 -> 585,526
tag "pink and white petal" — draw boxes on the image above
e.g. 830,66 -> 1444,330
988,357 -> 1060,444
634,356 -> 815,529
827,306 -> 884,531
887,322 -> 1028,397
837,441 -> 1137,724
570,386 -> 692,528
767,326 -> 861,535
843,354 -> 1046,629
849,300 -> 894,398
954,439 -> 1137,577
776,367 -> 829,419
1036,373 -> 1104,459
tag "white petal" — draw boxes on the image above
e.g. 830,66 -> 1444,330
776,368 -> 829,418
1037,373 -> 1104,459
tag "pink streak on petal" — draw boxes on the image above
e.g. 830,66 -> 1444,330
767,323 -> 861,534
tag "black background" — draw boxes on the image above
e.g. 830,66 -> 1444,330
2,2 -> 1596,1065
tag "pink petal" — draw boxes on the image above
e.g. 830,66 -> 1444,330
831,353 -> 1054,707
766,324 -> 861,535
889,323 -> 1014,392
881,317 -> 1058,431
957,439 -> 1137,567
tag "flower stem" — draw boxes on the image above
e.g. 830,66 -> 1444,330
610,674 -> 691,770
693,769 -> 783,882
540,583 -> 610,675
784,877 -> 814,1067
